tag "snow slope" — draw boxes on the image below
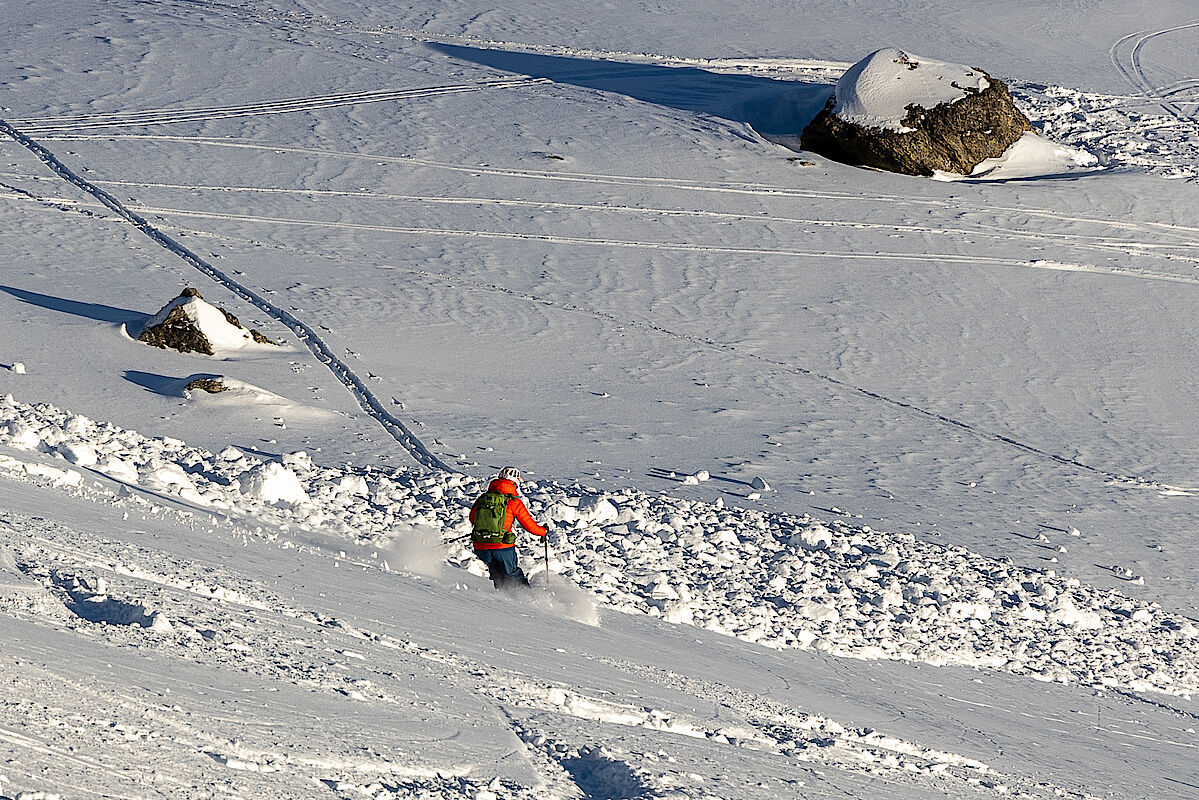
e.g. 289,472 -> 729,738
3,0 -> 1199,798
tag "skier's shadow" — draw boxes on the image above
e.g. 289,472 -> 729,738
430,43 -> 833,140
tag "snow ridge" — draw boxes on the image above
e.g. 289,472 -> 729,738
0,118 -> 454,474
2,395 -> 1196,699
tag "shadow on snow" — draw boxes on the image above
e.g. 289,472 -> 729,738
0,285 -> 148,326
430,43 -> 832,141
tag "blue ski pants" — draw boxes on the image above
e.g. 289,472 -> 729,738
474,547 -> 531,590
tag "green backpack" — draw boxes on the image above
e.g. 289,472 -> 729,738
472,490 -> 516,545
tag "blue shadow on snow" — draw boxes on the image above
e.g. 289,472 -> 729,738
123,370 -> 197,397
430,43 -> 833,139
0,285 -> 147,326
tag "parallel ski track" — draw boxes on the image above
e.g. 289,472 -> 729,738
12,134 -> 1199,490
0,119 -> 456,474
42,132 -> 1199,245
18,177 -> 1199,269
9,78 -> 548,135
1111,20 -> 1199,122
29,200 -> 1199,289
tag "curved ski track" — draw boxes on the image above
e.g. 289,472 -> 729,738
1111,19 -> 1199,122
0,118 -> 456,474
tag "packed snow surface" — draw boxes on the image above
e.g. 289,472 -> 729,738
832,47 -> 990,131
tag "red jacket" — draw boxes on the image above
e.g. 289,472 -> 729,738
468,478 -> 547,549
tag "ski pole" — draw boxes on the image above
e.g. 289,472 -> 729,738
544,531 -> 550,588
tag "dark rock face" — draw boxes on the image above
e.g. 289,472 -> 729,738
800,70 -> 1032,176
184,377 -> 228,394
138,288 -> 274,354
138,299 -> 214,355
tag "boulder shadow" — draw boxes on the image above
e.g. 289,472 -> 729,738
0,285 -> 148,326
123,370 -> 217,397
430,43 -> 832,140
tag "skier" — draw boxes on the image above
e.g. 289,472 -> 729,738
468,466 -> 548,590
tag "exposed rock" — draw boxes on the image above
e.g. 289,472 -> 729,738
138,288 -> 275,354
800,48 -> 1033,176
184,377 -> 228,394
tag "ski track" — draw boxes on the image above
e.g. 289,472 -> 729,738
37,198 -> 1199,288
42,132 -> 1199,248
0,118 -> 455,474
8,78 -> 550,134
11,177 -> 1199,267
9,127 -> 1199,490
138,0 -> 849,79
382,266 -> 1192,495
64,185 -> 1194,499
6,187 -> 1184,493
1110,19 -> 1199,122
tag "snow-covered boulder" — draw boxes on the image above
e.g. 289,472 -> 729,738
184,376 -> 229,394
137,288 -> 274,355
800,48 -> 1032,176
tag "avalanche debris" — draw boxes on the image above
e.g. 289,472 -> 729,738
1,394 -> 1196,697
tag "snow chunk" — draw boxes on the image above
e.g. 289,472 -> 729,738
218,446 -> 243,461
144,463 -> 196,493
97,456 -> 139,483
239,461 -> 310,506
833,47 -> 990,132
336,474 -> 371,497
576,495 -> 619,525
24,464 -> 82,487
57,441 -> 98,467
1048,595 -> 1104,630
791,524 -> 833,551
5,422 -> 42,450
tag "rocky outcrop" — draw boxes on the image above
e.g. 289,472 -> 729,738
138,288 -> 274,355
183,376 -> 228,394
800,48 -> 1033,176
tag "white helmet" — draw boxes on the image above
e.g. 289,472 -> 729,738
498,466 -> 522,484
